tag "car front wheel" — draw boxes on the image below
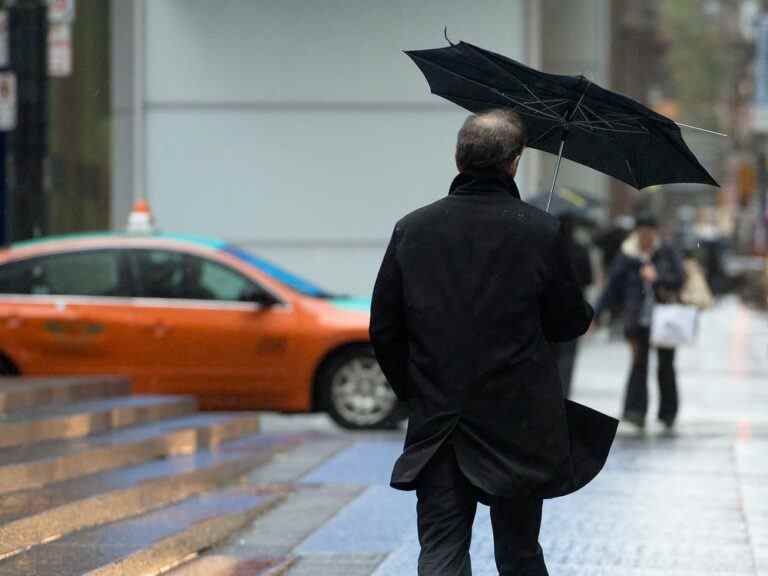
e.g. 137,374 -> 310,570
320,347 -> 402,430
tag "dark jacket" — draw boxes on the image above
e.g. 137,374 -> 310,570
559,216 -> 594,290
594,233 -> 686,336
570,241 -> 594,290
370,172 -> 617,500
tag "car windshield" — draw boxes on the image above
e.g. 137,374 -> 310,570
224,245 -> 335,299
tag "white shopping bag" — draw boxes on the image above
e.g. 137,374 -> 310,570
650,304 -> 698,348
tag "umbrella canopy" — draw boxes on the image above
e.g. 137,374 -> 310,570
406,41 -> 719,190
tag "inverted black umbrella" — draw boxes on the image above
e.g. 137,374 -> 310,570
406,39 -> 720,211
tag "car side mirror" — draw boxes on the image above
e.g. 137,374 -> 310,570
240,287 -> 281,308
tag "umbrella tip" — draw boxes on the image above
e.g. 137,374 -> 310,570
443,26 -> 456,46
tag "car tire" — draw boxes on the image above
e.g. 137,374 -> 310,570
320,346 -> 405,430
0,355 -> 19,376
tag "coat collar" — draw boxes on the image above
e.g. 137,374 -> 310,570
449,171 -> 521,199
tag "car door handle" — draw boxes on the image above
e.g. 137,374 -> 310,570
148,321 -> 171,338
2,314 -> 22,329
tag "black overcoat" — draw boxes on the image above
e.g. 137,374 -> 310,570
370,172 -> 617,500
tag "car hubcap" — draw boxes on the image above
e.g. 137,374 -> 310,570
331,356 -> 396,427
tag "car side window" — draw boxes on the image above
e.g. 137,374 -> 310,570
132,250 -> 260,302
132,250 -> 186,299
0,251 -> 127,297
192,256 -> 254,301
0,261 -> 34,294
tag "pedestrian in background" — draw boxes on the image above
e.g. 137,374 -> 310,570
680,246 -> 715,311
370,109 -> 614,576
594,214 -> 686,430
594,216 -> 634,338
553,214 -> 594,397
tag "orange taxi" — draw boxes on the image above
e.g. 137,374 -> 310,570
0,233 -> 400,429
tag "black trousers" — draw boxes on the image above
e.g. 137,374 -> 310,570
624,327 -> 679,424
416,442 -> 548,576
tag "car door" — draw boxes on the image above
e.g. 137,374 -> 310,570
0,249 -> 137,377
126,248 -> 293,410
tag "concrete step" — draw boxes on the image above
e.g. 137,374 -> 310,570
168,556 -> 295,576
0,432 -> 299,560
0,394 -> 197,448
0,486 -> 285,576
0,412 -> 261,493
0,376 -> 130,414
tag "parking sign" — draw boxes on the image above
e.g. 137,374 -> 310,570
0,72 -> 17,131
48,0 -> 76,24
48,23 -> 73,77
0,11 -> 9,68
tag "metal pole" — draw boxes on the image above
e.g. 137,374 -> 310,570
132,0 -> 145,202
546,138 -> 566,213
758,136 -> 768,254
0,132 -> 5,245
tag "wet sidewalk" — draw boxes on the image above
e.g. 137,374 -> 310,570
192,298 -> 768,575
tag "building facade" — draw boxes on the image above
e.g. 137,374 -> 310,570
2,1 -> 616,295
111,0 -> 540,295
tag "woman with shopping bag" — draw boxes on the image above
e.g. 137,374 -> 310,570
648,247 -> 714,349
594,214 -> 686,430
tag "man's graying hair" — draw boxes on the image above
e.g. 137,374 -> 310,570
455,109 -> 526,174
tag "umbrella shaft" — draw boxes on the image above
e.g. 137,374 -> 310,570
546,139 -> 566,213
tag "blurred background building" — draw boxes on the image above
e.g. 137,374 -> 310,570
0,0 -> 766,298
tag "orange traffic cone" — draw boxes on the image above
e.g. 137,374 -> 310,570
127,198 -> 154,233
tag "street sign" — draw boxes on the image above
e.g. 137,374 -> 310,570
0,11 -> 9,68
48,23 -> 73,77
47,0 -> 76,24
0,72 -> 17,131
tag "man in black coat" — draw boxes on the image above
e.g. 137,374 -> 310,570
370,110 -> 617,576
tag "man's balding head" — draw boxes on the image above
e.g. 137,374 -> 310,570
455,109 -> 526,177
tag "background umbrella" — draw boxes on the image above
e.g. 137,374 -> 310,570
527,186 -> 600,222
406,39 -> 721,211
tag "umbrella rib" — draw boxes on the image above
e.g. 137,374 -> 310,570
624,159 -> 640,188
573,109 -> 644,187
460,43 -> 564,118
568,103 -> 647,134
602,128 -> 641,188
529,98 -> 572,117
527,123 -> 565,147
569,122 -> 649,135
438,71 -> 563,120
574,101 -> 648,130
410,52 -> 567,120
567,80 -> 591,122
574,106 -> 592,128
566,86 -> 651,137
578,103 -> 650,133
489,93 -> 563,121
445,89 -> 564,122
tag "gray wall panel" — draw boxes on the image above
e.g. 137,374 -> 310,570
142,0 -> 527,294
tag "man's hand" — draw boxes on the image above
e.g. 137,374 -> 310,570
641,263 -> 658,284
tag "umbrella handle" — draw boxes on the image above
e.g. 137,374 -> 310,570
546,136 -> 567,213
